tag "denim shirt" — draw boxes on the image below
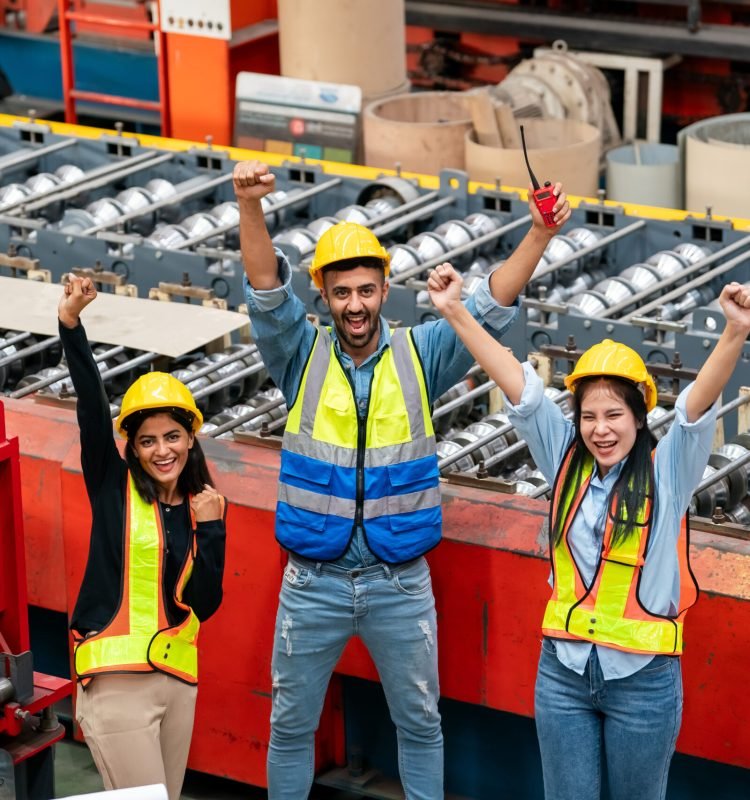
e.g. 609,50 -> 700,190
244,250 -> 519,568
505,362 -> 718,679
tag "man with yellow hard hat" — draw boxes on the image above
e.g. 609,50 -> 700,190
234,159 -> 570,799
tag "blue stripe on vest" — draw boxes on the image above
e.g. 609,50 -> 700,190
275,503 -> 442,562
364,506 -> 443,563
276,502 -> 358,560
281,450 -> 440,501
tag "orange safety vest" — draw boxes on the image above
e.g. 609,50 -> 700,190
74,474 -> 202,685
542,445 -> 699,655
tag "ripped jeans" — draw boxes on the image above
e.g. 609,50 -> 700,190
267,555 -> 443,800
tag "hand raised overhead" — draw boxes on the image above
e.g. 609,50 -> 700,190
233,160 -> 276,202
58,274 -> 97,328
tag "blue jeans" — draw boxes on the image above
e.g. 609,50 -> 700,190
535,638 -> 682,800
267,555 -> 443,800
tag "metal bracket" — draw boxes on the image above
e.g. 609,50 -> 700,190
1,651 -> 34,706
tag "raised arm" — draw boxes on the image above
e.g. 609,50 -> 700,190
428,264 -> 526,405
58,275 -> 122,497
233,160 -> 281,290
686,282 -> 750,422
489,183 -> 571,306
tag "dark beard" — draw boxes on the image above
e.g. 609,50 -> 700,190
333,311 -> 380,352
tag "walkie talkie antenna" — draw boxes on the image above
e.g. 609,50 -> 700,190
519,125 -> 540,191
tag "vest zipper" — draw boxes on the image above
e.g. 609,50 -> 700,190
342,364 -> 375,533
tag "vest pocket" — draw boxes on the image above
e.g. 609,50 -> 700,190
371,409 -> 411,446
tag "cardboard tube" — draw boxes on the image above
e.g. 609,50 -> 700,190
681,115 -> 750,218
278,0 -> 406,99
364,91 -> 473,172
465,119 -> 600,196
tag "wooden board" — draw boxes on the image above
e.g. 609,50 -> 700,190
0,277 -> 249,358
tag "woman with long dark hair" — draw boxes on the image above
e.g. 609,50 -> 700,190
428,262 -> 750,800
58,275 -> 227,799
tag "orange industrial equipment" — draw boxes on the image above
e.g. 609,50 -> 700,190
0,399 -> 72,795
4,396 -> 750,788
160,0 -> 279,144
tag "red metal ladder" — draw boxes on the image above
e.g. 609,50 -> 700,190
57,0 -> 171,135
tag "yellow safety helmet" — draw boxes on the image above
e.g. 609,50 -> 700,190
564,339 -> 658,412
115,372 -> 203,438
309,221 -> 390,289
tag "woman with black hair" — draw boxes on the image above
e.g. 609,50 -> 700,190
428,263 -> 750,800
58,275 -> 227,800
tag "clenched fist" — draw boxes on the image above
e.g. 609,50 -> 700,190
427,262 -> 464,314
233,160 -> 276,202
190,484 -> 224,523
59,274 -> 97,329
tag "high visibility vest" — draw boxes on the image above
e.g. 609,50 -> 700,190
542,445 -> 699,655
277,326 -> 441,563
74,474 -> 201,685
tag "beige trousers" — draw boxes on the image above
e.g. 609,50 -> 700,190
75,672 -> 197,800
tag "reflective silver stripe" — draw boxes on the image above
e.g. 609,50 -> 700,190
284,429 -> 436,468
364,437 -> 436,468
298,327 -> 331,432
283,431 -> 357,467
390,328 -> 426,439
279,482 -> 442,519
279,482 -> 355,517
363,486 -> 442,518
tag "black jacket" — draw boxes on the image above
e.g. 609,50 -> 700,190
60,320 -> 226,635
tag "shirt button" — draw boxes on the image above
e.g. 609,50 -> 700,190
358,400 -> 366,409
588,628 -> 595,634
590,618 -> 596,624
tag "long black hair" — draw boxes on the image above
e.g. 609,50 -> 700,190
551,376 -> 657,549
121,407 -> 214,504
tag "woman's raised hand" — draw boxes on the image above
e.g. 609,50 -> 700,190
58,274 -> 97,328
190,485 -> 224,523
427,262 -> 463,315
719,282 -> 750,333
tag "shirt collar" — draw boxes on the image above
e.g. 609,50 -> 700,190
330,316 -> 391,368
591,457 -> 626,489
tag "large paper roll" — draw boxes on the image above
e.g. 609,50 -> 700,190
363,92 -> 473,173
465,119 -> 601,197
606,143 -> 680,209
278,0 -> 407,100
680,114 -> 750,218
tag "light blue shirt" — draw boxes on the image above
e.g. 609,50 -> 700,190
244,250 -> 519,568
505,362 -> 718,679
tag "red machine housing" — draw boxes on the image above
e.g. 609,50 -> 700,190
0,400 -> 72,784
3,396 -> 750,788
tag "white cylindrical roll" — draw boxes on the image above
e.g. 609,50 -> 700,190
606,143 -> 680,209
278,0 -> 407,99
61,786 -> 168,800
680,114 -> 750,218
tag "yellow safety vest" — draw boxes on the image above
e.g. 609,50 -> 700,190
74,474 -> 201,685
277,326 -> 441,563
542,446 -> 698,655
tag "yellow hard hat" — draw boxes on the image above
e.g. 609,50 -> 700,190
564,339 -> 657,412
116,372 -> 203,438
309,221 -> 390,289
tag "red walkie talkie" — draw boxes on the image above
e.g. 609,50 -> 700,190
520,125 -> 557,228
